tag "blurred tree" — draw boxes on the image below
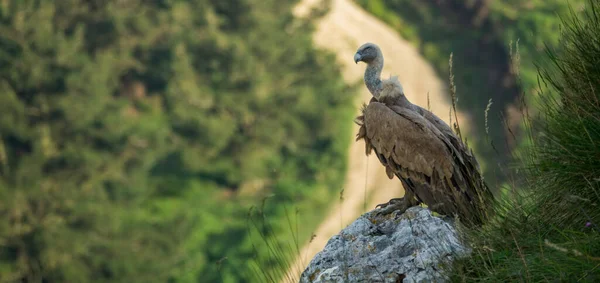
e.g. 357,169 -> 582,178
0,0 -> 354,282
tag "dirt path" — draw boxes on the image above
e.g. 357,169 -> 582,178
283,0 -> 470,280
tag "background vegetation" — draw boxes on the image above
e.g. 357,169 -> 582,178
0,0 -> 355,282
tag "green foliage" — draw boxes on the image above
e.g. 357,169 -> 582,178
488,0 -> 579,89
0,0 -> 355,282
452,1 -> 600,281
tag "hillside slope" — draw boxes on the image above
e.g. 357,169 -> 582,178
284,0 -> 470,280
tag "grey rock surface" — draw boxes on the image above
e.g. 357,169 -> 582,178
299,206 -> 469,283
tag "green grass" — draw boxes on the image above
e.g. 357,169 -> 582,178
451,1 -> 600,281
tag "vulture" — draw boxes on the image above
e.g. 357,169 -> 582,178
353,42 -> 493,226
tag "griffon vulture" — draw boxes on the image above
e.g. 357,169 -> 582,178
353,42 -> 493,226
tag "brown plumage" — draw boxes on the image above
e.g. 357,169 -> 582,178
354,43 -> 493,226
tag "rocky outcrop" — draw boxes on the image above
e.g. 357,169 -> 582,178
299,207 -> 468,283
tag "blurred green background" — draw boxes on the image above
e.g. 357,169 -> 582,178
0,0 -> 588,282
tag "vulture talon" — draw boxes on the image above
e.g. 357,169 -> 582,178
376,195 -> 419,215
375,198 -> 410,216
375,197 -> 404,209
375,196 -> 420,216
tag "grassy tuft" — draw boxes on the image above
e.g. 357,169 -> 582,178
452,1 -> 600,281
246,200 -> 304,283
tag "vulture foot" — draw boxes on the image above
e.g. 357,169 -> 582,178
375,198 -> 404,209
375,196 -> 420,216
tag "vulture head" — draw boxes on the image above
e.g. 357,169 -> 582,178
354,43 -> 386,98
354,42 -> 382,64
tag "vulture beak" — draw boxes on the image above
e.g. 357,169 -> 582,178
354,53 -> 362,64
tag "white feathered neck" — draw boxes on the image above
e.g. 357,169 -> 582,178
378,75 -> 404,100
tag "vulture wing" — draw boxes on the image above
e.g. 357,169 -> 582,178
361,101 -> 454,182
356,100 -> 491,225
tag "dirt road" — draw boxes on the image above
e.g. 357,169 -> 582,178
283,0 -> 469,280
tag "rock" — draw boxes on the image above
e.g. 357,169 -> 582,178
299,206 -> 469,283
